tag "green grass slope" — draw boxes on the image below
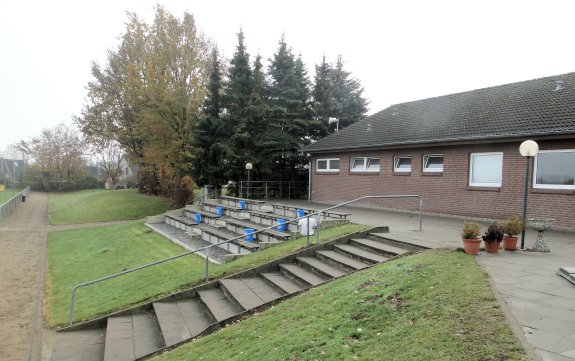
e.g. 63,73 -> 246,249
47,221 -> 368,326
48,189 -> 173,225
154,250 -> 527,361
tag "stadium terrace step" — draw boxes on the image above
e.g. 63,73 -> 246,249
260,272 -> 306,294
296,256 -> 348,278
103,311 -> 164,361
333,244 -> 390,264
153,299 -> 215,347
350,238 -> 409,257
279,263 -> 330,286
219,277 -> 285,310
51,227 -> 423,361
315,250 -> 371,271
198,288 -> 243,322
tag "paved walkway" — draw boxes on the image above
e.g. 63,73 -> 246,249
283,199 -> 575,361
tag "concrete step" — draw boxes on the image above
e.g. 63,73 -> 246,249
333,244 -> 390,264
196,223 -> 258,252
260,272 -> 306,294
49,328 -> 106,361
198,288 -> 243,322
296,256 -> 348,278
220,277 -> 285,310
350,238 -> 408,256
279,263 -> 330,286
315,250 -> 371,271
153,299 -> 215,347
103,310 -> 164,361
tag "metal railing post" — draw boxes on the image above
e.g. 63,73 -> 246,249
316,213 -> 321,245
68,286 -> 78,326
306,216 -> 310,247
205,247 -> 210,283
419,199 -> 423,232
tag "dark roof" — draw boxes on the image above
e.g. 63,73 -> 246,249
305,72 -> 575,153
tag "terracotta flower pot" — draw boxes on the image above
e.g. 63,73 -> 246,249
484,241 -> 500,253
462,238 -> 481,255
503,236 -> 518,251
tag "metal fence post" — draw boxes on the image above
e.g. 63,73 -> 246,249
205,247 -> 210,283
306,216 -> 310,247
316,213 -> 321,245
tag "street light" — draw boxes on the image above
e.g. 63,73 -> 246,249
519,140 -> 539,249
245,162 -> 253,199
328,117 -> 339,132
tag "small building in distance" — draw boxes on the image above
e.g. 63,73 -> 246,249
304,72 -> 575,230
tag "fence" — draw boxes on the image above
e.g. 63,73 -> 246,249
0,187 -> 31,222
239,181 -> 308,199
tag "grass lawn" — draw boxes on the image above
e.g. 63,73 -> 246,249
0,187 -> 24,204
48,189 -> 173,225
154,250 -> 528,361
46,221 -> 368,326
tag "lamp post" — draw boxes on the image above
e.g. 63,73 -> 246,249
519,140 -> 539,249
245,162 -> 253,199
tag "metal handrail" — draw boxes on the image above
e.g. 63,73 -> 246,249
66,194 -> 422,326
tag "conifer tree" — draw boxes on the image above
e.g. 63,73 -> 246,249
222,29 -> 255,185
191,48 -> 228,187
311,55 -> 368,135
264,36 -> 314,184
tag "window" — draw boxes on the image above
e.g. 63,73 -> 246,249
350,157 -> 380,172
394,156 -> 412,172
534,150 -> 575,189
316,158 -> 340,172
423,154 -> 443,172
469,152 -> 503,187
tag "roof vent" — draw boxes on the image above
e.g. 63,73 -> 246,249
554,80 -> 564,92
366,123 -> 372,132
392,108 -> 399,116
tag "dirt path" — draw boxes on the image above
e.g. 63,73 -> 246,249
0,192 -> 48,361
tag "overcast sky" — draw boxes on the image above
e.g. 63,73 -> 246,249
1,0 -> 574,155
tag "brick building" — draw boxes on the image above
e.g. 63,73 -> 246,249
304,73 -> 575,230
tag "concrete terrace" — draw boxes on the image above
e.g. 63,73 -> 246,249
281,199 -> 575,361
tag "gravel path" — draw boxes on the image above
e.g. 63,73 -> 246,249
0,192 -> 48,361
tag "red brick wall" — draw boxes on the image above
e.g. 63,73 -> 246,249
311,139 -> 575,230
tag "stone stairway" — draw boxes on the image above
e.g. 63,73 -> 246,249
146,196 -> 349,263
49,227 -> 426,361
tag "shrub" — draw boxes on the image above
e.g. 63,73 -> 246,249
462,221 -> 481,239
503,216 -> 523,236
482,222 -> 504,243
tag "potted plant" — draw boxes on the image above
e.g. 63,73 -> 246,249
502,215 -> 523,251
462,221 -> 481,255
482,222 -> 504,253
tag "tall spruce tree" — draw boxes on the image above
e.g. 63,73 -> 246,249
223,29 -> 255,185
311,55 -> 368,135
264,36 -> 314,183
311,55 -> 334,138
191,48 -> 228,187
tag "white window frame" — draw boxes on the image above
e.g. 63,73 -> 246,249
422,154 -> 444,172
394,156 -> 412,172
469,152 -> 503,187
350,157 -> 380,172
533,149 -> 575,190
316,158 -> 340,172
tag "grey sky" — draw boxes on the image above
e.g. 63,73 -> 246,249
1,0 -> 574,154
